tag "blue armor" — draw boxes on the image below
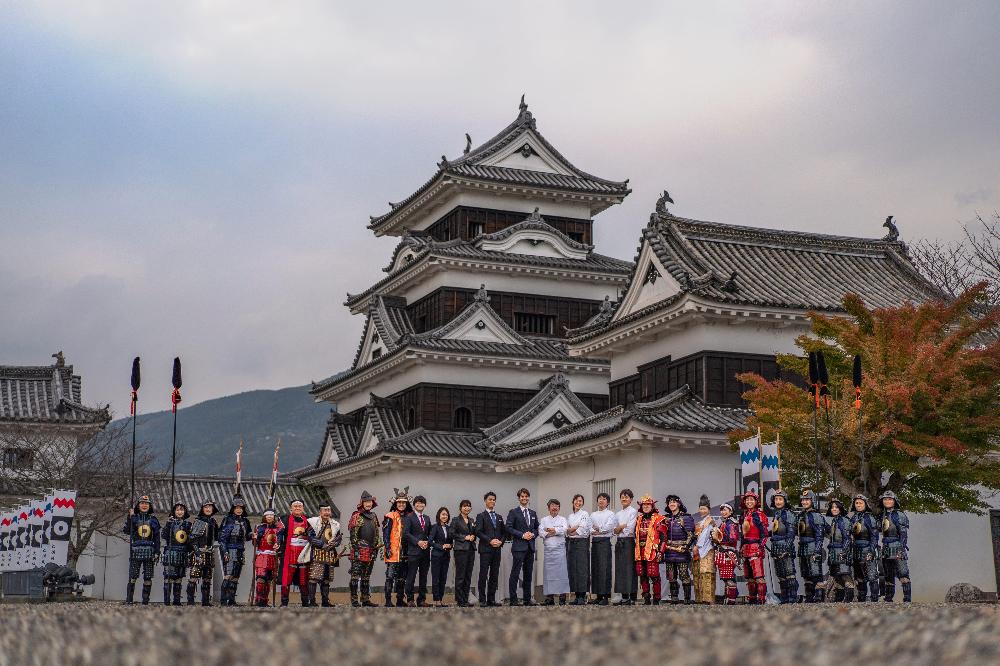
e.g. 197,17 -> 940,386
160,502 -> 192,606
797,490 -> 827,602
825,499 -> 854,602
218,496 -> 252,607
769,490 -> 798,603
850,494 -> 880,602
879,490 -> 911,602
122,494 -> 160,605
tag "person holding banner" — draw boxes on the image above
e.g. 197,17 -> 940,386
798,489 -> 828,602
740,490 -> 769,605
769,490 -> 798,604
122,494 -> 160,605
161,502 -> 193,606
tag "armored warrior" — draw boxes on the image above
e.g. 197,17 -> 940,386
826,498 -> 855,602
879,490 -> 911,602
122,494 -> 160,605
849,494 -> 880,602
188,499 -> 219,606
278,499 -> 312,607
160,502 -> 192,606
252,509 -> 284,606
218,494 -> 252,606
740,490 -> 769,604
712,502 -> 741,604
348,490 -> 382,607
769,489 -> 798,603
662,493 -> 696,604
306,503 -> 342,607
692,494 -> 716,604
633,494 -> 667,605
797,489 -> 827,602
381,488 -> 412,607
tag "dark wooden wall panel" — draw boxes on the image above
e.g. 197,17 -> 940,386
425,206 -> 593,244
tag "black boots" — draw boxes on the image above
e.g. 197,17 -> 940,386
902,581 -> 912,602
201,581 -> 212,607
843,587 -> 855,603
682,584 -> 692,604
883,583 -> 895,602
172,581 -> 183,606
351,580 -> 361,607
124,581 -> 136,605
163,582 -> 172,606
187,581 -> 197,605
320,582 -> 333,607
281,587 -> 291,607
669,581 -> 680,604
141,581 -> 152,605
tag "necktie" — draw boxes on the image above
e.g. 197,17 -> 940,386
490,512 -> 496,527
523,508 -> 529,524
419,515 -> 425,530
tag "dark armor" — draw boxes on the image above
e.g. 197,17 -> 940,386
160,503 -> 192,606
219,496 -> 252,607
879,491 -> 911,602
122,495 -> 160,605
187,500 -> 219,606
769,490 -> 799,603
826,499 -> 854,602
797,491 -> 827,603
849,495 -> 880,602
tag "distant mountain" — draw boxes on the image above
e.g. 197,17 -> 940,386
112,385 -> 332,477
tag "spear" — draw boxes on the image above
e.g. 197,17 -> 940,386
169,357 -> 183,507
129,357 -> 141,507
234,438 -> 244,496
816,351 -> 837,496
267,439 -> 281,512
853,354 -> 867,495
808,352 -> 821,486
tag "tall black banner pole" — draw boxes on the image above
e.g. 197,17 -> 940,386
129,357 -> 141,506
808,352 -> 821,487
853,355 -> 866,495
817,351 -> 836,496
170,357 -> 183,507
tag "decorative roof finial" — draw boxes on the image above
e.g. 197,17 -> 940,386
527,206 -> 542,222
598,294 -> 614,316
52,351 -> 65,368
519,93 -> 528,113
883,215 -> 899,241
655,190 -> 675,214
464,133 -> 472,155
474,283 -> 490,303
438,155 -> 450,169
723,271 -> 739,293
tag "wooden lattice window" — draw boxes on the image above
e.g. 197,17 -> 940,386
453,407 -> 473,429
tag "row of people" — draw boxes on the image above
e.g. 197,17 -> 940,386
121,485 -> 910,606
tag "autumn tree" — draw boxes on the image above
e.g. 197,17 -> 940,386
733,283 -> 1000,514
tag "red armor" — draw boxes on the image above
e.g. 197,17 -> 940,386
740,492 -> 769,603
281,514 -> 310,589
253,520 -> 283,576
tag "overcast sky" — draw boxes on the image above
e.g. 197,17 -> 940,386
2,1 -> 998,417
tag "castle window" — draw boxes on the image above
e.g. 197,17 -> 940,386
453,407 -> 473,429
3,448 -> 34,470
371,348 -> 382,361
468,221 -> 485,237
514,312 -> 555,336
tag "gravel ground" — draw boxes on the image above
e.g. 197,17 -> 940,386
0,602 -> 997,666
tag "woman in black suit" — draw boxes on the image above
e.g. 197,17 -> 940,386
449,499 -> 476,607
429,506 -> 454,607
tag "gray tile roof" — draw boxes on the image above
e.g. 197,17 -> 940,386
138,473 -> 335,518
477,209 -> 594,251
349,295 -> 415,369
367,97 -> 630,233
568,207 -> 944,341
353,231 -> 631,311
491,386 -> 748,461
0,356 -> 110,426
481,372 -> 594,443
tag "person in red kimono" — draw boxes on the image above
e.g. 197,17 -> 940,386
633,494 -> 668,605
251,509 -> 284,606
278,499 -> 311,607
712,502 -> 741,604
740,490 -> 769,604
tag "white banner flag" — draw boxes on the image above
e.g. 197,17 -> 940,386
738,433 -> 761,497
14,504 -> 29,570
0,511 -> 10,571
761,440 -> 781,513
28,500 -> 44,569
50,490 -> 77,566
39,495 -> 55,565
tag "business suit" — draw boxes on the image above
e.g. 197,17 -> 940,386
450,515 -> 477,606
506,505 -> 540,603
429,523 -> 453,602
403,511 -> 432,605
474,509 -> 505,605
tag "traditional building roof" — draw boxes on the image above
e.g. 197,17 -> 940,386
482,373 -> 595,446
350,295 -> 415,369
491,385 -> 748,461
568,200 -> 944,343
313,288 -> 610,400
351,221 -> 631,314
0,353 -> 110,427
367,97 -> 631,236
139,473 -> 335,517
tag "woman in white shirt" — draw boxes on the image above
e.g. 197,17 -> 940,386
566,493 -> 591,605
539,499 -> 570,605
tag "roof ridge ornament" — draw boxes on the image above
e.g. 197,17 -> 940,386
722,270 -> 739,293
474,283 -> 491,303
464,133 -> 472,155
655,189 -> 675,215
517,93 -> 536,129
883,215 -> 900,241
437,155 -> 450,169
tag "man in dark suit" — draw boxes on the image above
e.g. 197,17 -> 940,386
403,495 -> 432,606
506,487 -> 540,605
474,491 -> 505,607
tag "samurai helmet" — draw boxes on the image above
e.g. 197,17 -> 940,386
770,489 -> 789,508
664,494 -> 687,514
719,502 -> 734,515
171,502 -> 189,519
134,494 -> 154,513
740,490 -> 760,511
879,490 -> 900,509
391,487 -> 412,512
262,509 -> 276,519
800,489 -> 818,505
826,498 -> 846,517
852,494 -> 871,512
229,495 -> 247,515
698,494 -> 711,509
357,490 -> 377,510
638,494 -> 658,512
199,499 -> 218,516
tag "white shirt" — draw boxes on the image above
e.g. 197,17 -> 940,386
539,515 -> 568,545
589,508 -> 616,539
567,509 -> 591,539
615,505 -> 638,538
